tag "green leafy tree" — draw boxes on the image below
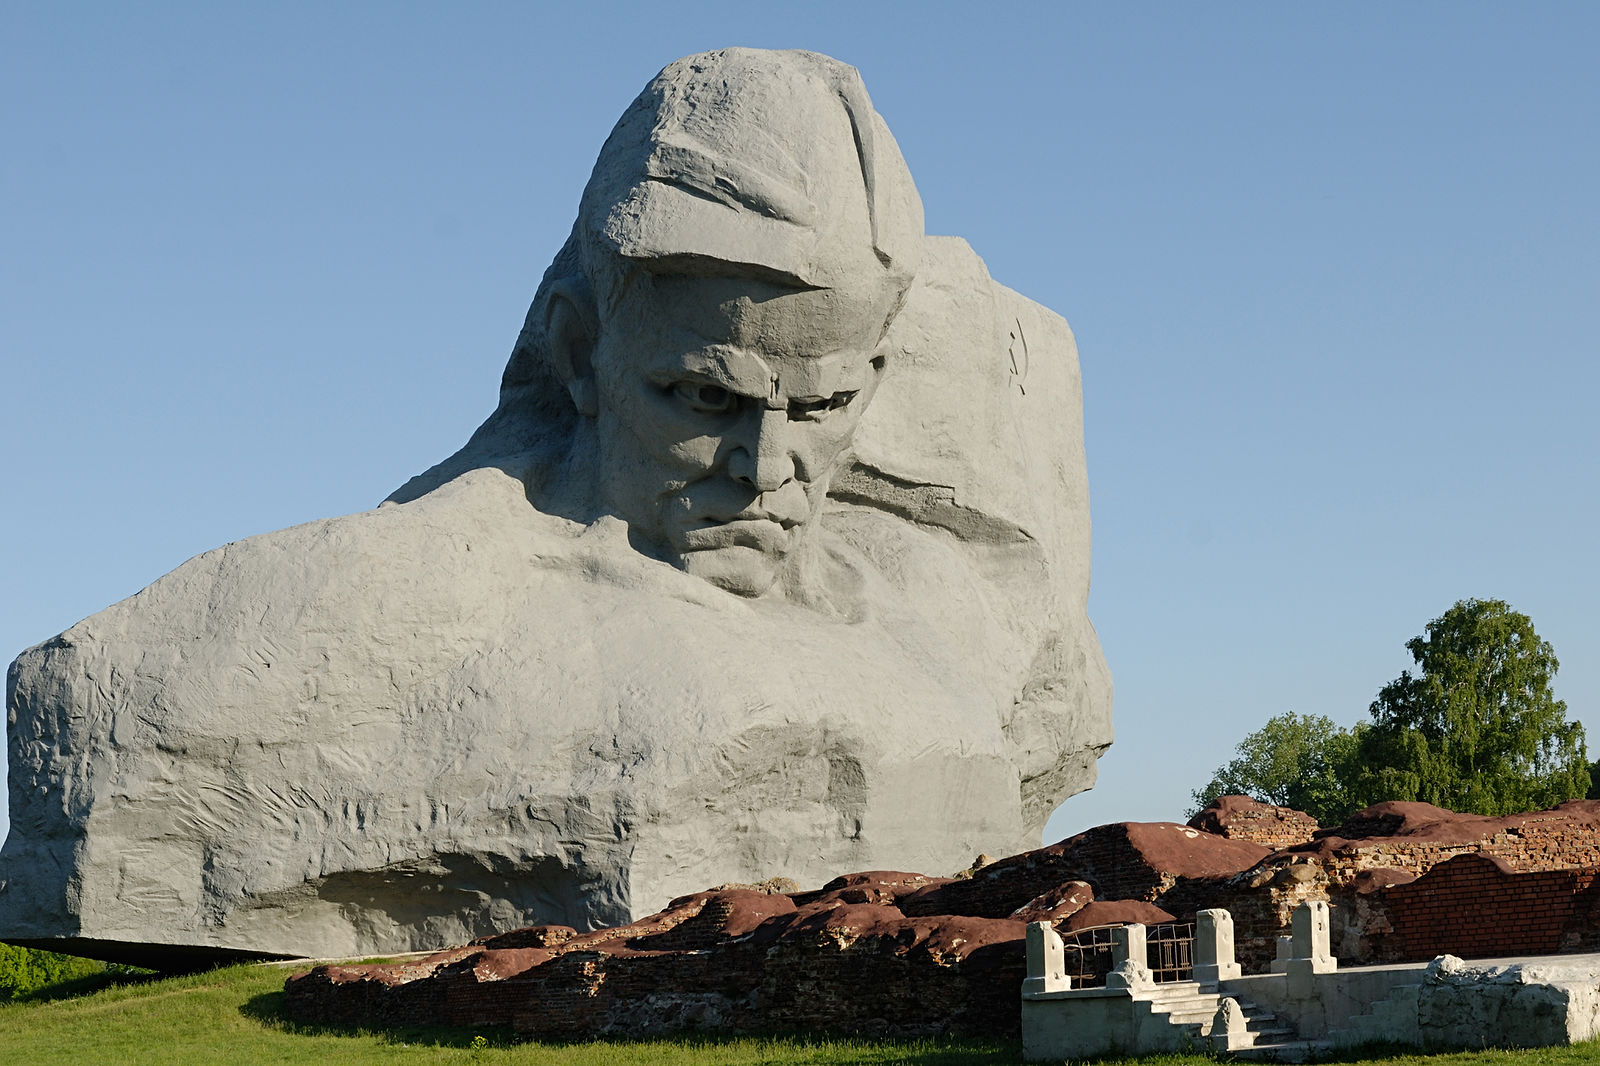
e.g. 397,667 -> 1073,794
1188,712 -> 1365,826
1352,598 -> 1587,815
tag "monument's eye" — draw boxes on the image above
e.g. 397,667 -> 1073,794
789,391 -> 858,421
673,381 -> 738,414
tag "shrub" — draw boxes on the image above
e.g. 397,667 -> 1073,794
0,943 -> 106,1001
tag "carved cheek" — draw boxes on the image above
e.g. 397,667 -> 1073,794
608,381 -> 719,469
791,420 -> 856,482
664,434 -> 722,470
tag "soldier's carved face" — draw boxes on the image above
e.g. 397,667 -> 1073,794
587,271 -> 895,597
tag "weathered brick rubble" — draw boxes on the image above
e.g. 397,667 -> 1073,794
1286,799 -> 1600,879
1187,794 -> 1320,849
284,797 -> 1600,1039
286,874 -> 1030,1038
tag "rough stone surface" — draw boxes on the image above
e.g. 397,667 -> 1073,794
1062,900 -> 1175,931
286,871 -> 1035,1038
1416,954 -> 1600,1048
1,48 -> 1112,965
1187,795 -> 1320,849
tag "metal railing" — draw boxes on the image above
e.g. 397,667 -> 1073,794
1058,921 -> 1196,988
1060,922 -> 1119,987
1147,921 -> 1195,983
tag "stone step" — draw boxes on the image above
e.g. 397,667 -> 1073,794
1147,999 -> 1221,1013
1200,993 -> 1298,1052
1233,1039 -> 1333,1063
1162,1008 -> 1223,1025
1146,997 -> 1219,1010
1177,1017 -> 1296,1047
1144,988 -> 1221,1002
1143,986 -> 1217,1001
1326,982 -> 1422,1047
1145,991 -> 1221,1004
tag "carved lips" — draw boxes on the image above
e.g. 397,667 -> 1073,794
677,515 -> 797,554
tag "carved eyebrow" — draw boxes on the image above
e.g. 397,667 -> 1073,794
647,365 -> 756,398
677,345 -> 771,377
667,344 -> 865,402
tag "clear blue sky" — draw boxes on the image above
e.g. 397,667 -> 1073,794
3,3 -> 1596,846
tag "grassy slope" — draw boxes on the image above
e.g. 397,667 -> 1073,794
3,963 -> 1600,1065
0,963 -> 1013,1065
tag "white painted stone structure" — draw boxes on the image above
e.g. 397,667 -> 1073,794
1022,903 -> 1600,1060
1209,996 -> 1247,1052
1193,907 -> 1242,984
1286,898 -> 1336,997
1023,921 -> 1068,995
1105,923 -> 1152,990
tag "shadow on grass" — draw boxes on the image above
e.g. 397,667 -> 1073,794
241,989 -> 513,1048
1295,1042 -> 1463,1064
240,989 -> 1019,1061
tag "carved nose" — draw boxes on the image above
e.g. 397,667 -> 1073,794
729,408 -> 796,492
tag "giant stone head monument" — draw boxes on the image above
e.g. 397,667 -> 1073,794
2,49 -> 1112,966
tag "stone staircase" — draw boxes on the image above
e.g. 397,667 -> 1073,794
1020,906 -> 1364,1061
1136,982 -> 1303,1054
1327,982 -> 1423,1047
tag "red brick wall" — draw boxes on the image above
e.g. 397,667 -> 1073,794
1379,853 -> 1600,961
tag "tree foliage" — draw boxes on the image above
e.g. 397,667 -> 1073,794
1352,598 -> 1587,815
1188,712 -> 1364,826
1190,599 -> 1587,825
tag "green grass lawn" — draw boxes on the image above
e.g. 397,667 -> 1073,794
2,962 -> 1599,1065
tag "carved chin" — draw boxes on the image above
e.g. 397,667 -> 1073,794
677,546 -> 784,597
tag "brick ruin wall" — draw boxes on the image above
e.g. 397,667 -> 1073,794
1163,875 -> 1328,973
1187,798 -> 1320,851
288,901 -> 1028,1040
1304,812 -> 1600,885
285,801 -> 1600,1040
1357,854 -> 1600,963
1168,800 -> 1600,970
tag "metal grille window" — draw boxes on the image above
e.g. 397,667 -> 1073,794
1060,923 -> 1118,987
1146,921 -> 1195,983
1058,921 -> 1196,988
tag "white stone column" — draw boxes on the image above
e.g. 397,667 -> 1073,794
1193,908 -> 1242,984
1286,900 -> 1336,996
1271,934 -> 1293,974
1023,920 -> 1069,995
1106,923 -> 1151,990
